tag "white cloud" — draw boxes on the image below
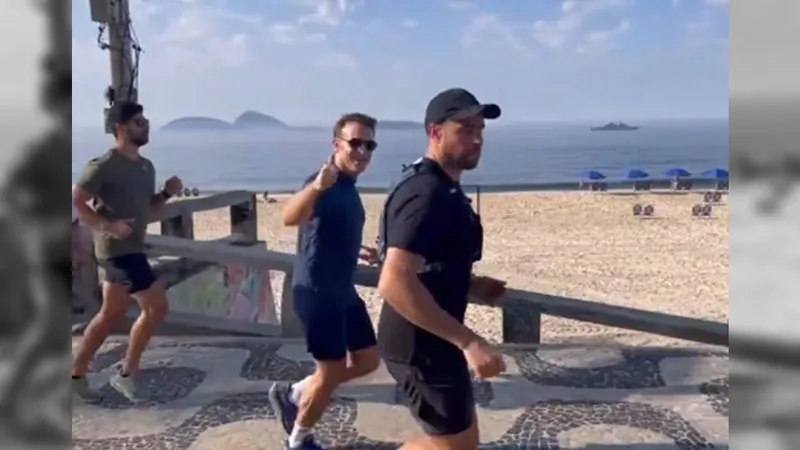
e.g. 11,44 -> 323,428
532,0 -> 628,49
577,19 -> 631,53
461,13 -> 531,57
400,19 -> 419,28
145,8 -> 255,69
294,0 -> 364,27
269,23 -> 327,44
683,7 -> 726,47
314,52 -> 358,68
267,0 -> 361,44
447,0 -> 476,10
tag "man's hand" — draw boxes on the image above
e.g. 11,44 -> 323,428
463,336 -> 505,380
469,275 -> 507,305
359,245 -> 380,266
311,155 -> 338,192
103,219 -> 134,239
164,176 -> 183,196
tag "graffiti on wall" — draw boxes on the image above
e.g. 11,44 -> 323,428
165,258 -> 278,326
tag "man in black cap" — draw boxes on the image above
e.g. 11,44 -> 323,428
376,88 -> 509,449
71,102 -> 183,402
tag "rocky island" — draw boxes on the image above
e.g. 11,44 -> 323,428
590,121 -> 639,131
160,111 -> 289,132
159,111 -> 423,133
377,120 -> 423,130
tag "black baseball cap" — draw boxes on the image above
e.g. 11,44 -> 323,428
424,88 -> 501,127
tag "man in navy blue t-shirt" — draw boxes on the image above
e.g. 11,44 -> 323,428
269,113 -> 381,450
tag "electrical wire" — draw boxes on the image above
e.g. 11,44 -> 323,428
95,11 -> 143,105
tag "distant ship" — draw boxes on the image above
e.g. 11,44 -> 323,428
590,121 -> 639,131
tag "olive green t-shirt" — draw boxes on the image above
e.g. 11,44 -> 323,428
74,149 -> 156,260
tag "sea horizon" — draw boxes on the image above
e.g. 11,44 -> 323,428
72,119 -> 729,192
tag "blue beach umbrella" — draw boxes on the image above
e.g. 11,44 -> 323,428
579,170 -> 606,180
625,169 -> 649,179
664,167 -> 691,177
703,168 -> 729,179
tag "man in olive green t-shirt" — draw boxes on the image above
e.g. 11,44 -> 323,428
71,102 -> 183,402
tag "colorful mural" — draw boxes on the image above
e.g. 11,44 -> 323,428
165,261 -> 278,326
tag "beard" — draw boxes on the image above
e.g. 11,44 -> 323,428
131,134 -> 149,147
453,149 -> 481,171
458,155 -> 480,170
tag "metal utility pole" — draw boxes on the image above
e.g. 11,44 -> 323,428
89,0 -> 138,133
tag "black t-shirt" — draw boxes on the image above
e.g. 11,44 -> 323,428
377,158 -> 483,367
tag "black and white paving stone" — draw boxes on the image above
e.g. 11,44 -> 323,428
71,337 -> 729,449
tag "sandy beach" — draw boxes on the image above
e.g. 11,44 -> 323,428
149,190 -> 729,348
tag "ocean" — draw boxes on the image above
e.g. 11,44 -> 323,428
71,119 -> 729,192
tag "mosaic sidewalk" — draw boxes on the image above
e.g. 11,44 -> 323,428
71,337 -> 729,449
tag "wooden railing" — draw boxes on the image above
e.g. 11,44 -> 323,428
144,234 -> 728,346
74,190 -> 729,347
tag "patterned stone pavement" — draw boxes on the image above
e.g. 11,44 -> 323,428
71,337 -> 729,449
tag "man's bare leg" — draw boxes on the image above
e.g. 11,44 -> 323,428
72,282 -> 131,377
107,282 -> 168,401
289,346 -> 380,404
124,282 -> 169,375
399,412 -> 480,450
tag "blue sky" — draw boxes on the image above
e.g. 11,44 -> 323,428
72,0 -> 729,127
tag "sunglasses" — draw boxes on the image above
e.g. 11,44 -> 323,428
130,117 -> 149,127
340,137 -> 378,152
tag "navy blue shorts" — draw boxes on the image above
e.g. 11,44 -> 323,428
293,285 -> 377,361
98,253 -> 156,294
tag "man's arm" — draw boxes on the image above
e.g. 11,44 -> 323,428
148,161 -> 170,215
72,160 -> 110,232
281,181 -> 324,226
150,190 -> 170,214
376,183 -> 477,350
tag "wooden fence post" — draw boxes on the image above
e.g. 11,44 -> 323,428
501,297 -> 542,344
160,211 -> 194,276
230,194 -> 257,242
73,224 -> 100,316
161,211 -> 194,240
280,271 -> 304,338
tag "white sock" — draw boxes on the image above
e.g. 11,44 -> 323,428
290,376 -> 312,404
288,424 -> 312,448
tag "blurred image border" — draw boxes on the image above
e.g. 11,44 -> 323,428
0,0 -> 71,448
730,1 -> 800,449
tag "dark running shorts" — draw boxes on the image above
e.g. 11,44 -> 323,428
293,285 -> 377,361
98,252 -> 156,294
385,359 -> 475,436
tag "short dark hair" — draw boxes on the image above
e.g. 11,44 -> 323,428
109,101 -> 144,137
333,112 -> 377,138
109,101 -> 144,125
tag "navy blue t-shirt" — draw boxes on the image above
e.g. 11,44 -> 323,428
291,171 -> 365,304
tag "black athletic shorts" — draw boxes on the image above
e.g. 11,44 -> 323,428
385,359 -> 475,436
98,252 -> 156,294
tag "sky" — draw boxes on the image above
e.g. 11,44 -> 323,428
71,0 -> 731,127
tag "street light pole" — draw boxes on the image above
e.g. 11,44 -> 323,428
89,0 -> 138,133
